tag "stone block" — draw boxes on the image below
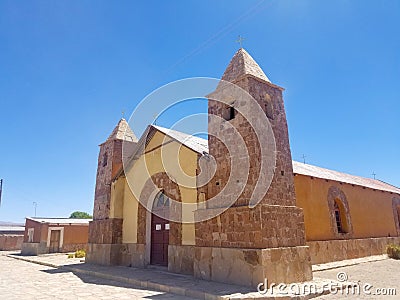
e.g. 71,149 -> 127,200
194,246 -> 312,288
168,245 -> 195,275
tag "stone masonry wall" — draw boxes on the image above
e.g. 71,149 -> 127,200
88,219 -> 122,244
195,205 -> 306,248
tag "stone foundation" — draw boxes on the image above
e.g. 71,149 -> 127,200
86,243 -> 122,265
168,245 -> 195,275
194,246 -> 312,288
21,242 -> 47,255
118,243 -> 146,267
307,237 -> 400,264
86,243 -> 146,267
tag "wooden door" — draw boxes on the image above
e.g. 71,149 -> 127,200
49,230 -> 60,253
150,214 -> 169,266
150,191 -> 170,266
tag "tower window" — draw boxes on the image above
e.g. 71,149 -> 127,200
223,102 -> 236,121
265,94 -> 274,119
102,152 -> 108,167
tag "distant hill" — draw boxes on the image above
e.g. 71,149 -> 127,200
0,221 -> 24,227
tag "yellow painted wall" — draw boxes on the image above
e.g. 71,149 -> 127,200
294,174 -> 399,241
110,176 -> 125,219
110,130 -> 198,245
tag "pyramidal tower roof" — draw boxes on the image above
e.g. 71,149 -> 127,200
221,48 -> 271,83
107,118 -> 138,142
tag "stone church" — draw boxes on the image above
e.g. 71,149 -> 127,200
87,48 -> 400,287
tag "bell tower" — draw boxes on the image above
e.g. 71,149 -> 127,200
87,118 -> 137,264
194,48 -> 312,287
93,118 -> 138,220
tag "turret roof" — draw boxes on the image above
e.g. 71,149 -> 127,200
221,48 -> 271,83
107,118 -> 138,142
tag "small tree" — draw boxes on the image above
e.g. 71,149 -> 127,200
69,211 -> 92,219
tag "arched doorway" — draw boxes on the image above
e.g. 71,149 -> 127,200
150,191 -> 170,266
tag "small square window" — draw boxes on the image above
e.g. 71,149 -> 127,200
222,102 -> 236,121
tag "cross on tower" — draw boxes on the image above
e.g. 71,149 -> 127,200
236,35 -> 245,48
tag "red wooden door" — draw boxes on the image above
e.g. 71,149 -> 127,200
150,192 -> 170,266
150,214 -> 169,266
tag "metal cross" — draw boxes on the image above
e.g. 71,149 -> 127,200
302,154 -> 307,164
372,172 -> 376,180
236,35 -> 245,48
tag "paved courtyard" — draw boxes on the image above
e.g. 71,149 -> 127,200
315,259 -> 400,299
1,251 -> 399,299
0,254 -> 192,300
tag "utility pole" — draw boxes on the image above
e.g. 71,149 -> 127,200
372,172 -> 377,180
0,179 -> 3,206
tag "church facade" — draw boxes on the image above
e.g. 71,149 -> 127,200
87,49 -> 400,287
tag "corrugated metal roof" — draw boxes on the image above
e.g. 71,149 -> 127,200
152,125 -> 209,154
0,226 -> 25,232
293,161 -> 400,194
26,217 -> 92,224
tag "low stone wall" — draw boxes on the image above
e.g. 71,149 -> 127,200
0,234 -> 24,250
21,242 -> 47,255
194,246 -> 312,288
307,237 -> 400,264
168,245 -> 195,275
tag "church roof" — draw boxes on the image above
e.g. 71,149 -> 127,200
293,161 -> 400,195
106,118 -> 138,143
152,125 -> 208,154
151,127 -> 400,194
221,48 -> 271,83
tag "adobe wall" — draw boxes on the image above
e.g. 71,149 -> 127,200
294,174 -> 399,240
0,234 -> 24,250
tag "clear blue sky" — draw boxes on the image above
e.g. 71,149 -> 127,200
0,1 -> 399,223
